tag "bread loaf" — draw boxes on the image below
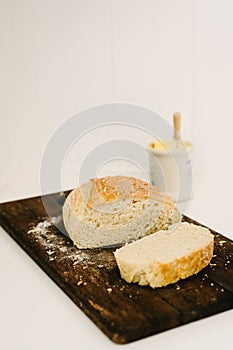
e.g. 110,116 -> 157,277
114,222 -> 214,288
63,176 -> 180,249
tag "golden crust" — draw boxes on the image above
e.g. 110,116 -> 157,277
154,238 -> 214,288
68,187 -> 82,215
88,176 -> 174,208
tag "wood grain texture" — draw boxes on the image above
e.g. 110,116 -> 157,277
0,191 -> 233,344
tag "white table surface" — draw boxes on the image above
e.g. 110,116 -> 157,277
0,172 -> 232,350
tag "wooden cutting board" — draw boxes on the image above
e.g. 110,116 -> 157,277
0,191 -> 233,344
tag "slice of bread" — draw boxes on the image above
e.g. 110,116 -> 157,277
114,222 -> 214,288
63,176 -> 180,249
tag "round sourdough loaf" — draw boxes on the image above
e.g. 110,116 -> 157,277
63,175 -> 180,248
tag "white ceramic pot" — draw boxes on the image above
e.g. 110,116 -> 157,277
147,143 -> 193,202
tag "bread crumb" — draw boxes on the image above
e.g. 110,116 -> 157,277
219,240 -> 227,246
221,288 -> 225,292
107,288 -> 112,293
77,280 -> 83,286
210,282 -> 214,287
47,250 -> 55,256
120,286 -> 125,291
176,285 -> 181,291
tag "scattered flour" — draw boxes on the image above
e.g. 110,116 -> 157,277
27,216 -> 91,267
28,216 -> 62,235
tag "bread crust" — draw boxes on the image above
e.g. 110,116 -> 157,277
88,176 -> 173,204
68,176 -> 174,211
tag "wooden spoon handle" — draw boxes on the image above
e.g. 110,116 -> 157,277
173,112 -> 181,140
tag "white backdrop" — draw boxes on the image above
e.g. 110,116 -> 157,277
1,2 -> 233,350
1,0 -> 233,201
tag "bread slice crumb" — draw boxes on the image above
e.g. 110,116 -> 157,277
114,222 -> 214,288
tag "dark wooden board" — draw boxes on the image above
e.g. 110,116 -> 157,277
0,191 -> 233,344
